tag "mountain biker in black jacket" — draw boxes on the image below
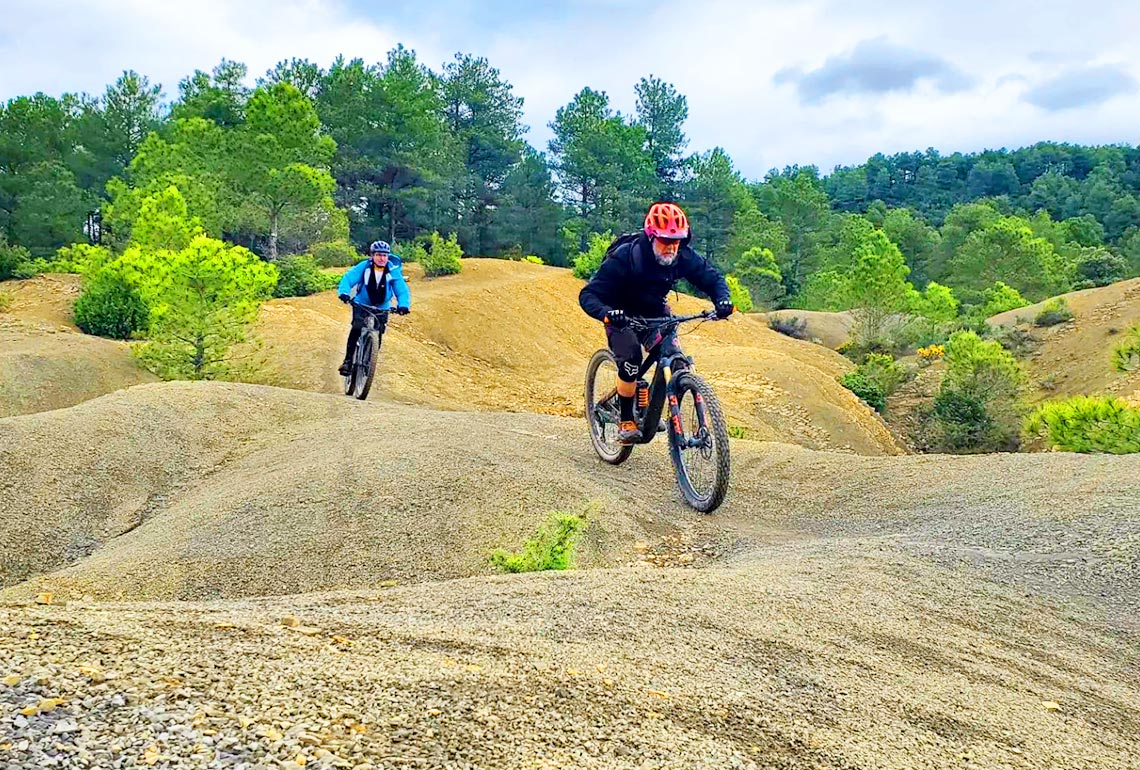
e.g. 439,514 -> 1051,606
579,202 -> 734,444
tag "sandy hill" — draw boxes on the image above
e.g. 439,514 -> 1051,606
257,259 -> 901,455
988,277 -> 1140,401
2,262 -> 901,454
0,274 -> 155,418
3,380 -> 1137,615
762,308 -> 855,349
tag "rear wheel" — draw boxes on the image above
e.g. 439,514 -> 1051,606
353,332 -> 378,400
668,372 -> 730,512
342,341 -> 356,395
585,349 -> 632,465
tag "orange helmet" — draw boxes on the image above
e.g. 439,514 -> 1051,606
644,202 -> 689,240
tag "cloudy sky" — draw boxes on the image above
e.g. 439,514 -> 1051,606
2,0 -> 1138,178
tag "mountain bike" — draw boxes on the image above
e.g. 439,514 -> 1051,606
343,304 -> 392,401
584,309 -> 731,512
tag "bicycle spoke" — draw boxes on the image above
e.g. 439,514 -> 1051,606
676,387 -> 716,498
587,355 -> 627,459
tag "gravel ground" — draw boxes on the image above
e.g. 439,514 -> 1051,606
4,382 -> 1139,626
3,381 -> 1140,768
3,548 -> 1139,770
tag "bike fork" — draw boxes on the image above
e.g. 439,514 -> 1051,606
667,387 -> 708,447
667,392 -> 683,437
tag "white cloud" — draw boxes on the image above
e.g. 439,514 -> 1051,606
0,0 -> 444,102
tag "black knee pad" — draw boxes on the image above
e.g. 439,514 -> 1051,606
607,327 -> 642,382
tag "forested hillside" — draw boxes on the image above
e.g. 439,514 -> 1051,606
3,54 -> 1139,314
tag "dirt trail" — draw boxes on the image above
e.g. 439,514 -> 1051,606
256,259 -> 902,455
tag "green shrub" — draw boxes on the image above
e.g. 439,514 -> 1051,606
0,239 -> 31,281
522,255 -> 544,265
924,330 -> 1026,452
912,281 -> 959,323
572,231 -> 613,280
74,270 -> 151,340
978,281 -> 1029,318
1034,297 -> 1074,327
132,236 -> 278,380
0,290 -> 13,312
309,240 -> 359,267
1112,326 -> 1140,372
861,352 -> 907,392
1074,247 -> 1127,288
421,232 -> 463,277
928,389 -> 1006,452
52,243 -> 110,274
838,352 -> 906,412
792,270 -> 848,311
839,372 -> 886,412
899,316 -> 971,351
10,243 -> 112,281
1025,397 -> 1140,453
273,255 -> 336,298
726,274 -> 753,313
490,511 -> 587,573
838,321 -> 918,359
394,239 -> 427,264
735,247 -> 785,309
942,331 -> 1026,395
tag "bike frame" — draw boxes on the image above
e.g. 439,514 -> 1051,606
343,303 -> 397,399
355,303 -> 392,334
625,311 -> 716,445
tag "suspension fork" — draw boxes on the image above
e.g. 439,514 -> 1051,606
665,362 -> 709,447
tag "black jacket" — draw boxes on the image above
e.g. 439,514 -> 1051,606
578,234 -> 731,320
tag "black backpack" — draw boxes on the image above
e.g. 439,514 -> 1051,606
604,232 -> 643,263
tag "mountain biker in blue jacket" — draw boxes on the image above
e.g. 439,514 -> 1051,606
579,202 -> 733,444
337,240 -> 411,376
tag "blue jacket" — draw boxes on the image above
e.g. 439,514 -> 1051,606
338,256 -> 411,309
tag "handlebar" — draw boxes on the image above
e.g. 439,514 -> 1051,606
352,303 -> 406,315
626,309 -> 718,330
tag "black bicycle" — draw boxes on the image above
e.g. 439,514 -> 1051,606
584,310 -> 731,512
343,304 -> 392,401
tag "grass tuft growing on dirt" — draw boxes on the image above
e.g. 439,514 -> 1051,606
491,510 -> 587,573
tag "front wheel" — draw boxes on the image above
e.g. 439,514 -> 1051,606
584,349 -> 632,465
668,372 -> 730,512
353,332 -> 379,400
